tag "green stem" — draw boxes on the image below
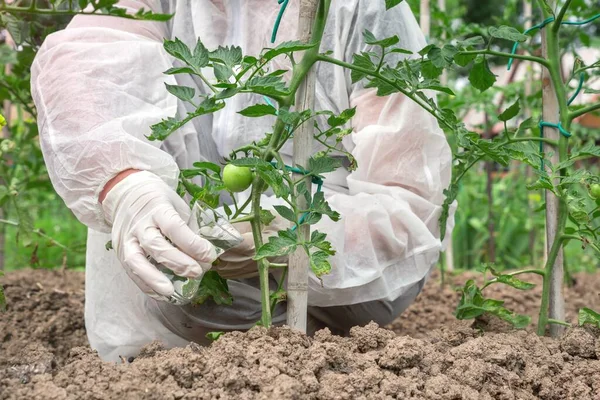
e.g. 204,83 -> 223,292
481,268 -> 546,290
458,50 -> 550,67
0,218 -> 73,252
229,215 -> 254,224
315,54 -> 452,130
552,0 -> 574,32
510,137 -> 558,146
569,102 -> 600,120
548,318 -> 571,327
231,196 -> 252,219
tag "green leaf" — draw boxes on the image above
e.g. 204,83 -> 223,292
263,40 -> 316,60
238,104 -> 277,117
454,53 -> 476,67
206,331 -> 225,341
363,30 -> 400,48
498,99 -> 520,122
164,67 -> 196,75
310,231 -> 336,255
309,251 -> 332,277
213,64 -> 233,81
389,48 -> 413,55
165,83 -> 196,102
428,45 -> 457,68
191,271 -> 233,306
164,37 -> 193,63
246,75 -> 288,97
327,107 -> 356,127
307,156 -> 343,177
469,59 -> 496,92
419,82 -> 455,95
351,52 -> 376,83
458,36 -> 485,48
486,267 -> 536,290
260,209 -> 276,226
274,205 -> 297,223
216,87 -> 241,100
311,192 -> 340,222
254,230 -> 298,260
192,161 -> 221,174
384,0 -> 404,10
256,168 -> 288,198
209,45 -> 243,67
191,40 -> 210,69
578,308 -> 600,328
539,1 -> 555,17
488,26 -> 529,42
229,157 -> 272,169
105,240 -> 113,251
421,60 -> 443,79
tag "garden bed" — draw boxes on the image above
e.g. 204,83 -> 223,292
1,268 -> 599,399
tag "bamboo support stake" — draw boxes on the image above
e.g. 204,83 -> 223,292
286,0 -> 320,333
540,8 -> 565,337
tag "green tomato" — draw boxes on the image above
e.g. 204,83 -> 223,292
223,164 -> 253,192
590,183 -> 600,200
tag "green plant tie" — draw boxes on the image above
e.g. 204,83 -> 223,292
507,13 -> 600,71
270,0 -> 290,44
538,120 -> 571,170
507,17 -> 554,71
567,73 -> 584,106
270,161 -> 324,231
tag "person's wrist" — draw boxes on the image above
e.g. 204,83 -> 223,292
99,169 -> 141,204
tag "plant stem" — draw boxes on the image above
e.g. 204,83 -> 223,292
315,54 -> 452,130
481,268 -> 545,290
553,0 -> 574,32
457,50 -> 550,67
249,178 -> 272,328
569,102 -> 600,120
510,137 -> 558,146
0,218 -> 73,252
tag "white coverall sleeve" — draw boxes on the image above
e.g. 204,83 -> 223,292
31,0 -> 180,233
302,2 -> 454,307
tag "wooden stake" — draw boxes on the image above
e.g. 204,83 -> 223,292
540,5 -> 565,337
286,0 -> 320,333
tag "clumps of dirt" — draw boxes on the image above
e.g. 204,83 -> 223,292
0,269 -> 86,370
2,268 -> 600,399
3,323 -> 600,399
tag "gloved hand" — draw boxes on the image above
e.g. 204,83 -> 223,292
101,170 -> 217,298
214,213 -> 289,279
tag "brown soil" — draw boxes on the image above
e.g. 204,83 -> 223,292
1,268 -> 600,399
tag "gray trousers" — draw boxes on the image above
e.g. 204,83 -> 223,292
148,273 -> 427,345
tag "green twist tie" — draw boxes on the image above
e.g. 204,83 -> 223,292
507,13 -> 600,71
270,0 -> 290,44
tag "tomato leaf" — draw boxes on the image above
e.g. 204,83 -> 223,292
254,229 -> 298,260
238,104 -> 278,117
498,99 -> 521,122
165,83 -> 195,103
469,58 -> 496,92
489,26 -> 529,42
384,0 -> 404,10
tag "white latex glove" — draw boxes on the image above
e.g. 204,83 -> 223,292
101,170 -> 217,298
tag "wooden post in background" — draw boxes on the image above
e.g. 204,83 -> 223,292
287,0 -> 320,332
541,0 -> 565,337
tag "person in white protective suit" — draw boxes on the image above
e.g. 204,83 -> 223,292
31,0 -> 454,362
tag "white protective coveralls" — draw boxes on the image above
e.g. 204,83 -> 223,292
31,0 -> 454,362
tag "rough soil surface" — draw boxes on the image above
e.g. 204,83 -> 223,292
1,268 -> 600,399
